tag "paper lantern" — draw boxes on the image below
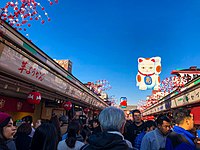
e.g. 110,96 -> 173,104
27,91 -> 41,105
63,101 -> 72,111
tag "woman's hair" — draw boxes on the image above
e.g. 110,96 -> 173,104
65,121 -> 81,148
50,115 -> 61,141
17,123 -> 32,135
31,123 -> 58,150
81,125 -> 92,142
0,125 -> 9,150
0,112 -> 11,149
0,127 -> 4,140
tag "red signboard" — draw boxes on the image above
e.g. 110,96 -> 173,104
0,96 -> 35,113
191,106 -> 200,125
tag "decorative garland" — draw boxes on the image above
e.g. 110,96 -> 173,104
0,0 -> 58,32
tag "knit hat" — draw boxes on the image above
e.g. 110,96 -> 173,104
0,112 -> 11,127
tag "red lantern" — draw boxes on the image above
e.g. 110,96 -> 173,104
27,92 -> 41,105
83,108 -> 90,114
63,101 -> 72,111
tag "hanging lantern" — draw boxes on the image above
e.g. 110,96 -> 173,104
27,91 -> 41,105
63,101 -> 72,111
83,108 -> 90,114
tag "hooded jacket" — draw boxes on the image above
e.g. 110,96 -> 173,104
81,131 -> 132,150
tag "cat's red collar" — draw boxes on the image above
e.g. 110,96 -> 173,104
138,70 -> 155,76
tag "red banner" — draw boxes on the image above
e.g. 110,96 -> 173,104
0,96 -> 35,113
191,106 -> 200,125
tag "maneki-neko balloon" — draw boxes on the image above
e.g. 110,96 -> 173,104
136,57 -> 161,90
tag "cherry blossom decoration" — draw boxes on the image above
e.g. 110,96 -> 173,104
159,76 -> 186,93
95,80 -> 112,92
86,80 -> 112,95
0,0 -> 58,31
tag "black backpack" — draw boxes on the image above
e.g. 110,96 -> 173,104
167,132 -> 190,148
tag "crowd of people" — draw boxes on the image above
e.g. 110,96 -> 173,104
0,107 -> 200,150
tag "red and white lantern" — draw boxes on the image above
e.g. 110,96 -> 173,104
27,91 -> 41,105
63,101 -> 72,111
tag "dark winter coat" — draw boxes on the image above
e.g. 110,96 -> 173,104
81,131 -> 132,150
123,121 -> 145,146
15,133 -> 32,150
0,139 -> 16,150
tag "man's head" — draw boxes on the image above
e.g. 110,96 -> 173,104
156,115 -> 171,135
98,106 -> 126,133
92,119 -> 100,128
22,115 -> 33,124
132,109 -> 142,124
59,115 -> 68,126
173,108 -> 194,130
144,120 -> 156,132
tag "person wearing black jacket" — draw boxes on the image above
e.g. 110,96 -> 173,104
81,106 -> 133,150
123,109 -> 145,147
14,123 -> 32,150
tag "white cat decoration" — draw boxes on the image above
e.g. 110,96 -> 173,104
136,57 -> 161,90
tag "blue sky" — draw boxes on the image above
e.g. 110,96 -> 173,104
1,0 -> 200,105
